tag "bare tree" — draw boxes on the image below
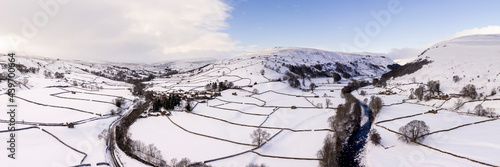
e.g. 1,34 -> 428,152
369,96 -> 383,117
23,77 -> 29,85
398,120 -> 430,143
473,104 -> 492,116
98,129 -> 108,141
172,158 -> 191,167
415,85 -> 425,101
114,98 -> 125,108
288,77 -> 301,88
453,99 -> 464,111
424,94 -> 432,101
408,93 -> 415,100
317,134 -> 338,167
460,84 -> 478,99
252,88 -> 259,94
452,75 -> 461,82
369,129 -> 381,146
318,94 -> 361,167
325,99 -> 332,108
0,72 -> 8,80
204,84 -> 213,91
250,128 -> 270,146
359,90 -> 367,96
426,80 -> 440,95
170,158 -> 178,167
310,82 -> 316,92
332,73 -> 341,83
486,108 -> 496,117
185,99 -> 193,112
316,103 -> 323,108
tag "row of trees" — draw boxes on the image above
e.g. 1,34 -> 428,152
89,68 -> 156,83
472,104 -> 496,117
318,81 -> 386,166
317,93 -> 362,167
369,96 -> 383,122
280,61 -> 359,81
283,66 -> 343,89
204,80 -> 234,91
43,70 -> 65,79
284,71 -> 301,88
15,64 -> 39,73
460,84 -> 478,99
460,84 -> 497,100
152,94 -> 182,111
128,139 -> 167,166
116,102 -> 160,166
380,59 -> 431,83
341,80 -> 370,94
372,78 -> 387,88
130,79 -> 148,96
410,80 -> 440,101
411,79 -> 496,101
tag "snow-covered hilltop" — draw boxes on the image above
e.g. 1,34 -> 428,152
243,47 -> 394,66
236,47 -> 396,79
391,34 -> 500,95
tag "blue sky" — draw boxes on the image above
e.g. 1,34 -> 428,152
1,0 -> 499,62
224,0 -> 500,58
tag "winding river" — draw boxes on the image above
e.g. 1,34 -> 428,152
339,101 -> 372,167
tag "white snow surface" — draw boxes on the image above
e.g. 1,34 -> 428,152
393,34 -> 500,96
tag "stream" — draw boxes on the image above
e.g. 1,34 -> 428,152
339,101 -> 372,167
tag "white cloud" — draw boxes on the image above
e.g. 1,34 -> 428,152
385,47 -> 422,62
0,0 -> 242,63
440,25 -> 500,41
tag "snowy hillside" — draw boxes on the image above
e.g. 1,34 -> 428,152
239,47 -> 396,79
362,35 -> 500,167
392,34 -> 500,95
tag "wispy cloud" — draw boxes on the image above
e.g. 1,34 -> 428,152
440,25 -> 500,41
0,0 -> 241,62
386,47 -> 422,61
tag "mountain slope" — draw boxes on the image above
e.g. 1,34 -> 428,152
389,34 -> 500,95
235,47 -> 396,80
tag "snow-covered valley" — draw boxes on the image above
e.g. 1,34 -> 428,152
1,36 -> 500,167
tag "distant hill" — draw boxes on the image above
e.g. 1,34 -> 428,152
385,34 -> 500,95
234,47 -> 396,80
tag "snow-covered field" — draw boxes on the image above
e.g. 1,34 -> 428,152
128,65 -> 340,166
363,72 -> 500,167
0,55 -> 136,166
362,87 -> 500,167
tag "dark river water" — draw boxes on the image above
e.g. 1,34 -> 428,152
338,101 -> 372,167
